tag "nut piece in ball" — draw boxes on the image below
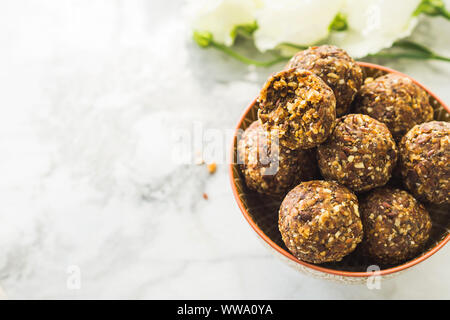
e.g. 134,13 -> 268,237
257,68 -> 336,150
399,121 -> 450,204
355,73 -> 433,141
237,121 -> 317,197
317,114 -> 398,192
279,180 -> 363,264
360,187 -> 432,265
286,45 -> 363,117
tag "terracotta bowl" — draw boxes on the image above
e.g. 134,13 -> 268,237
229,62 -> 450,283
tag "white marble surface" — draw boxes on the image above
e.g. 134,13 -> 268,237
0,0 -> 449,299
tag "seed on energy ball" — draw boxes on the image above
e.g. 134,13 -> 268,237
317,114 -> 398,192
257,68 -> 336,150
286,45 -> 363,117
399,121 -> 450,204
278,180 -> 363,264
354,73 -> 433,141
360,187 -> 432,265
237,121 -> 317,197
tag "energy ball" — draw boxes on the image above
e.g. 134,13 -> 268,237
317,114 -> 398,192
237,121 -> 317,196
257,68 -> 336,150
399,121 -> 450,204
286,45 -> 363,117
360,187 -> 432,265
354,73 -> 433,141
279,180 -> 363,264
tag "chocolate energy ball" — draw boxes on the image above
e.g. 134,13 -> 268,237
237,121 -> 317,196
279,180 -> 363,264
317,114 -> 398,192
286,45 -> 363,117
360,187 -> 432,265
399,121 -> 450,204
354,73 -> 433,141
257,68 -> 336,150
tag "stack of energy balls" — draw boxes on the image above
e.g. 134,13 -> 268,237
238,45 -> 449,266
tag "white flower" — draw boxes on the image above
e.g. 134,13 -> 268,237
254,0 -> 345,52
190,0 -> 262,46
190,0 -> 430,59
329,0 -> 422,58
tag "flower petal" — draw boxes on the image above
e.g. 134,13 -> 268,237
329,0 -> 422,58
254,0 -> 345,52
191,0 -> 261,46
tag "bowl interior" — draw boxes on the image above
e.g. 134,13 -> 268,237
231,63 -> 450,274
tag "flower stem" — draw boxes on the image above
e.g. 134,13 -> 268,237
278,42 -> 309,50
369,40 -> 450,62
369,52 -> 450,62
211,41 -> 290,67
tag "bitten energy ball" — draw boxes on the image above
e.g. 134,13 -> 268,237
399,121 -> 450,204
354,73 -> 433,141
279,180 -> 363,264
286,45 -> 363,117
237,121 -> 317,196
317,114 -> 398,192
257,68 -> 336,150
360,188 -> 432,264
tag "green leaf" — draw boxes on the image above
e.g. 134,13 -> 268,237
329,12 -> 348,31
193,31 -> 213,48
414,0 -> 450,20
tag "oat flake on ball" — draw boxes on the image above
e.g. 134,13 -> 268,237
278,180 -> 363,264
355,73 -> 433,142
360,187 -> 432,265
237,121 -> 317,197
317,114 -> 398,192
286,45 -> 363,117
399,121 -> 450,204
257,68 -> 336,150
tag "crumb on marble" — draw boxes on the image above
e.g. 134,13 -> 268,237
207,162 -> 217,174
